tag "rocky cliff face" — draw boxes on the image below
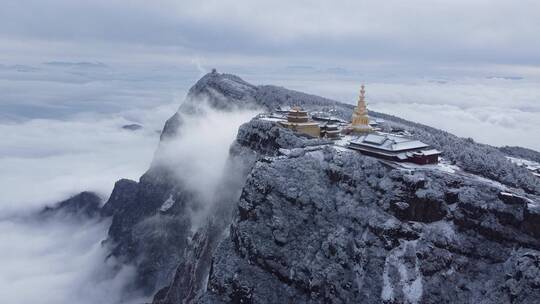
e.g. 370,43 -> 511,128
100,72 -> 277,293
148,115 -> 538,304
100,71 -> 357,295
198,125 -> 540,303
94,71 -> 540,303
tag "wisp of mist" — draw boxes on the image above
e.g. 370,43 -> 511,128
154,104 -> 260,227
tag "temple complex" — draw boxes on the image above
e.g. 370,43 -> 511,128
349,133 -> 441,164
262,86 -> 441,165
350,85 -> 373,133
278,106 -> 321,137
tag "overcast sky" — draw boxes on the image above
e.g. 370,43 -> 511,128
1,0 -> 539,69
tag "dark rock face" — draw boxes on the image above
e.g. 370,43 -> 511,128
523,204 -> 540,238
104,72 -> 274,294
153,220 -> 227,304
41,191 -> 101,218
100,179 -> 138,217
151,119 -> 330,304
122,123 -> 143,131
200,142 -> 540,304
389,175 -> 449,223
102,166 -> 193,293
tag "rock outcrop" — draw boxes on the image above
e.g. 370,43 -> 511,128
41,191 -> 101,218
122,123 -> 143,131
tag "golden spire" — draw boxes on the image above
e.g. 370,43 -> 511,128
350,84 -> 372,132
357,84 -> 367,114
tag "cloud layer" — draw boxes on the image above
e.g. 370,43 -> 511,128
365,79 -> 540,150
2,0 -> 540,66
154,104 -> 260,227
0,103 -> 177,304
0,103 -> 178,216
0,216 -> 147,304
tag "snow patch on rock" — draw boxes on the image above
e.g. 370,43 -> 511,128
160,195 -> 175,212
381,240 -> 423,304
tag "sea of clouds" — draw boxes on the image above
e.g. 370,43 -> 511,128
0,215 -> 145,304
0,103 -> 178,303
0,63 -> 187,303
0,104 -> 178,216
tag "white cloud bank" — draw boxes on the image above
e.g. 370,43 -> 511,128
367,80 -> 540,150
0,216 -> 147,304
0,103 -> 181,304
0,102 -> 177,216
154,104 -> 260,227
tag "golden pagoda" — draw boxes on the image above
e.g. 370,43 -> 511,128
350,84 -> 372,133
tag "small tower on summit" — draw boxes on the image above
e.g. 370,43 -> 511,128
350,84 -> 373,133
